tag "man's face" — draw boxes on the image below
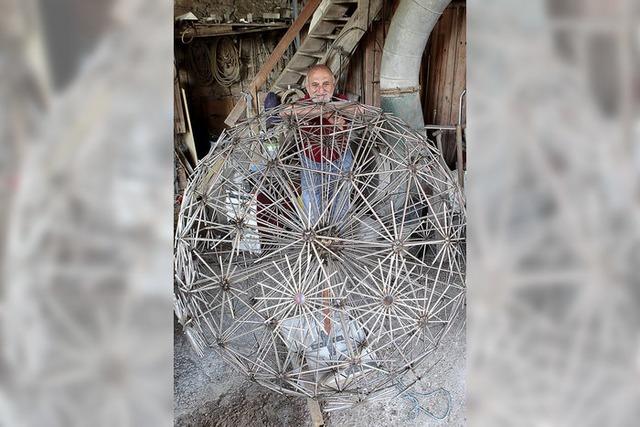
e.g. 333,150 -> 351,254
305,68 -> 335,102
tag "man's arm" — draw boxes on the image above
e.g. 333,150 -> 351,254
279,100 -> 365,122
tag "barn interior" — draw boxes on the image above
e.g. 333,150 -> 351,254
173,1 -> 467,425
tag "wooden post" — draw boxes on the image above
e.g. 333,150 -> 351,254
224,0 -> 323,127
307,398 -> 325,426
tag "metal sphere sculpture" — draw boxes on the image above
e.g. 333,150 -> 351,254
174,99 -> 466,410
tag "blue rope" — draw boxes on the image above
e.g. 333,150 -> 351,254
395,379 -> 452,421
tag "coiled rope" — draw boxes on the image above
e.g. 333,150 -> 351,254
211,37 -> 240,87
188,37 -> 240,87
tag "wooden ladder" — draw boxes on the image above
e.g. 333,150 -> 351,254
224,0 -> 382,127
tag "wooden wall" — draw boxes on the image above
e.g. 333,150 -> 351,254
422,2 -> 467,126
343,19 -> 387,106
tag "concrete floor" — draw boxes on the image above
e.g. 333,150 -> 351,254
174,313 -> 466,426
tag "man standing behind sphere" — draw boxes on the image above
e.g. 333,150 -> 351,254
297,64 -> 352,226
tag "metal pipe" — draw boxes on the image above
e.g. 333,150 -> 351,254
424,124 -> 456,131
379,0 -> 452,129
455,89 -> 466,191
457,89 -> 466,125
455,122 -> 464,190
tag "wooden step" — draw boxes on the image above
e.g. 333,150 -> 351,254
271,0 -> 382,97
297,51 -> 326,59
310,34 -> 339,40
223,0 -> 323,127
284,67 -> 308,76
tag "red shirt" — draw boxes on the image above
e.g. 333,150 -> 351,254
298,94 -> 349,162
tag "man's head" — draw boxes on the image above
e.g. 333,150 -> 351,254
304,64 -> 335,102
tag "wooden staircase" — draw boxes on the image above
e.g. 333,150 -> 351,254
224,0 -> 383,127
273,0 -> 383,93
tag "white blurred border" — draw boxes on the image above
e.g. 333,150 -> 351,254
468,0 -> 640,425
2,0 -> 639,425
1,1 -> 174,426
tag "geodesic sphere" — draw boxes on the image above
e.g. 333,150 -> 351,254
174,100 -> 465,409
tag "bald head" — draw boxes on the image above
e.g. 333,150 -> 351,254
305,64 -> 335,102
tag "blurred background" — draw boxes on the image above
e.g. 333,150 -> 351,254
0,0 -> 174,425
467,0 -> 640,425
0,0 -> 637,425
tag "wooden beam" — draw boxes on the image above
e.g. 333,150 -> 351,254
450,7 -> 467,125
442,9 -> 458,124
306,398 -> 325,426
175,23 -> 288,40
224,0 -> 323,127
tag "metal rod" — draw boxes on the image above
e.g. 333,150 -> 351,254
456,89 -> 466,191
424,124 -> 456,131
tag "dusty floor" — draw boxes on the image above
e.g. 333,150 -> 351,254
174,314 -> 466,426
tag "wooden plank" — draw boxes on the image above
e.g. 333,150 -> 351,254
433,10 -> 451,124
307,398 -> 325,426
373,21 -> 384,107
438,9 -> 456,125
444,8 -> 460,124
325,0 -> 383,76
180,88 -> 199,164
442,8 -> 459,124
429,24 -> 445,124
419,3 -> 466,127
224,0 -> 323,126
363,28 -> 374,105
433,14 -> 446,123
175,23 -> 289,39
174,73 -> 186,134
450,7 -> 466,125
344,37 -> 363,99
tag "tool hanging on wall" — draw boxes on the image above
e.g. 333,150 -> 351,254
211,37 -> 241,87
187,37 -> 241,87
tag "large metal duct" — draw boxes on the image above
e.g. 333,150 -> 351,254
379,0 -> 451,129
